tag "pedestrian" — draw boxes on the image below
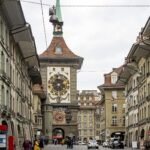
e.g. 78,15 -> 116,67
145,139 -> 150,150
66,137 -> 70,149
54,138 -> 58,145
140,138 -> 145,150
70,138 -> 73,149
61,139 -> 65,145
22,139 -> 32,150
39,138 -> 44,150
33,139 -> 40,150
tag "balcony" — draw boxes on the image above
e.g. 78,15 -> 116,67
145,117 -> 150,123
137,75 -> 146,84
139,118 -> 147,125
0,69 -> 7,78
111,124 -> 118,126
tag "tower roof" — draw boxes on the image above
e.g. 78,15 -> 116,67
39,36 -> 83,69
56,0 -> 62,23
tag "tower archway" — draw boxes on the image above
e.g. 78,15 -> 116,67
52,128 -> 64,143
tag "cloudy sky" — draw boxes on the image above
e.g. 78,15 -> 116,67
21,0 -> 150,90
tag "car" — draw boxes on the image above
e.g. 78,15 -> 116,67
87,140 -> 99,149
103,141 -> 109,147
77,141 -> 86,145
110,140 -> 124,149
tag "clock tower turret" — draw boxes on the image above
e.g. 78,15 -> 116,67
39,0 -> 83,143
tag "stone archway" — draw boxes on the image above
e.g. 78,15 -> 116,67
135,130 -> 138,141
52,128 -> 64,143
17,124 -> 21,135
10,121 -> 15,136
140,129 -> 145,139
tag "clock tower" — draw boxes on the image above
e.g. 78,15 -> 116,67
39,0 -> 83,142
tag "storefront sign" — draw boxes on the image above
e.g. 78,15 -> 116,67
0,134 -> 6,148
0,125 -> 7,131
53,136 -> 63,139
132,141 -> 137,148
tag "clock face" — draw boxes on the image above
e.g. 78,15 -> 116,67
53,111 -> 65,123
48,73 -> 69,96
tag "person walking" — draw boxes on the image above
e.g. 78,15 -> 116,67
33,139 -> 40,150
39,138 -> 44,150
70,138 -> 74,149
61,139 -> 65,145
22,139 -> 32,150
145,139 -> 150,150
140,138 -> 145,150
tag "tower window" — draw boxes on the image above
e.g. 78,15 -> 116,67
55,46 -> 62,54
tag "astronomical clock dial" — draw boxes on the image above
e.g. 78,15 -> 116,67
53,111 -> 65,124
48,73 -> 69,96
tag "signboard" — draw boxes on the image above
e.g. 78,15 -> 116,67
132,141 -> 137,149
0,125 -> 7,131
0,134 -> 6,148
37,131 -> 41,136
52,136 -> 63,139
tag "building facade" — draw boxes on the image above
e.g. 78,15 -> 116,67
77,90 -> 101,142
0,1 -> 44,149
39,0 -> 83,143
32,84 -> 46,138
98,67 -> 126,143
119,17 -> 150,147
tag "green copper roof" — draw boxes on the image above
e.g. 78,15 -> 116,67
56,0 -> 62,23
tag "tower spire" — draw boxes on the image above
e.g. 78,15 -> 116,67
56,0 -> 62,23
49,0 -> 63,36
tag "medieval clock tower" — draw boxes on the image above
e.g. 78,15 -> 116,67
39,0 -> 83,142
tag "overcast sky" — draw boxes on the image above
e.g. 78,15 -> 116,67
21,0 -> 150,90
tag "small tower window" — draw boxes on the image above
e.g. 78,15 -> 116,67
55,46 -> 62,54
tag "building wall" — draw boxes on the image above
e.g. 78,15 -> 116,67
40,63 -> 77,103
77,90 -> 101,142
0,4 -> 42,149
40,62 -> 79,142
125,56 -> 150,147
98,67 -> 125,142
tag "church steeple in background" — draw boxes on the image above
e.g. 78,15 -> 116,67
49,0 -> 63,36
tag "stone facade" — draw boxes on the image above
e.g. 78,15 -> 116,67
119,17 -> 150,147
39,0 -> 83,143
0,1 -> 44,149
98,67 -> 125,143
77,90 -> 101,142
39,56 -> 82,143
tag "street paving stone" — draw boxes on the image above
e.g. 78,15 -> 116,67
44,144 -> 134,150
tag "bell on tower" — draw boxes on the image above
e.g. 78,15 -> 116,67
49,0 -> 63,36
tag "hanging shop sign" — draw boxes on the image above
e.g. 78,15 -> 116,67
0,125 -> 7,131
0,134 -> 6,148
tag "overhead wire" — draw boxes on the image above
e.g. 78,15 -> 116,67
40,0 -> 48,48
21,0 -> 150,7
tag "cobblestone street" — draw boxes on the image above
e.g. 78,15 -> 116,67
44,144 -> 134,150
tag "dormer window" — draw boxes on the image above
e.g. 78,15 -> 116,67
55,46 -> 62,54
111,72 -> 118,84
